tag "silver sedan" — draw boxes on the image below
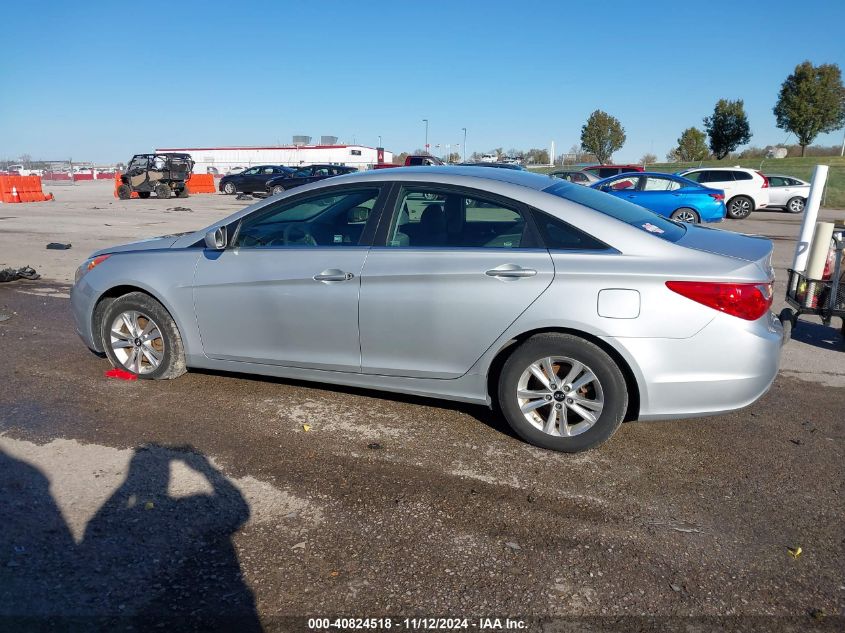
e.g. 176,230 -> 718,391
764,174 -> 810,213
70,167 -> 783,452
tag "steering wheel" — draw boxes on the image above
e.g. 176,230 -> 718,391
281,222 -> 317,246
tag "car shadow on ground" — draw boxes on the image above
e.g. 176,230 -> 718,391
0,444 -> 262,632
789,317 -> 845,350
190,368 -> 521,442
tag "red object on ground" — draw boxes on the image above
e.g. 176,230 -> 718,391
104,368 -> 138,381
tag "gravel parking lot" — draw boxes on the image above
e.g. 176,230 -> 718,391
1,181 -> 843,630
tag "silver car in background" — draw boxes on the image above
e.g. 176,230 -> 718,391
764,174 -> 810,213
70,167 -> 783,452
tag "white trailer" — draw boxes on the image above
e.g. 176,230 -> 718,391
153,145 -> 393,175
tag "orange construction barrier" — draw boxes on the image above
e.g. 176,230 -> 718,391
113,172 -> 138,199
186,173 -> 216,194
0,175 -> 51,203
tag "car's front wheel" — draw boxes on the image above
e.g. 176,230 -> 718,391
223,182 -> 236,195
726,195 -> 753,219
117,184 -> 132,200
498,334 -> 627,452
786,196 -> 805,214
101,292 -> 186,380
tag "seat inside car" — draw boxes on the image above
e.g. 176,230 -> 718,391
418,204 -> 448,246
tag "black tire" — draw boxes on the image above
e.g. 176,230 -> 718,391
101,292 -> 186,380
176,187 -> 189,198
786,196 -> 805,214
138,191 -> 151,199
154,183 -> 171,199
497,334 -> 627,452
670,208 -> 700,223
117,184 -> 132,200
271,184 -> 285,196
223,182 -> 236,195
726,195 -> 753,219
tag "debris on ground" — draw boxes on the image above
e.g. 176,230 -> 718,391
646,518 -> 704,534
236,193 -> 253,200
505,542 -> 521,551
0,312 -> 12,322
367,442 -> 383,450
0,266 -> 41,283
104,368 -> 138,381
166,206 -> 193,213
809,608 -> 826,620
46,242 -> 72,250
302,424 -> 311,432
787,546 -> 803,559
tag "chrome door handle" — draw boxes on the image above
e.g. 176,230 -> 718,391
313,270 -> 354,282
485,267 -> 537,278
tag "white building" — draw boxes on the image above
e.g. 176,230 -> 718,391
153,144 -> 392,175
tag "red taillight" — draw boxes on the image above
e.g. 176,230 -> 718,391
709,193 -> 725,201
756,171 -> 769,188
87,254 -> 111,271
666,281 -> 773,321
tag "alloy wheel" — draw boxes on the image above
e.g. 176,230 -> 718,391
516,356 -> 604,437
109,310 -> 165,374
673,209 -> 697,223
730,198 -> 751,218
789,198 -> 804,213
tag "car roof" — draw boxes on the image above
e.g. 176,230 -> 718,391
331,165 -> 558,190
680,166 -> 755,172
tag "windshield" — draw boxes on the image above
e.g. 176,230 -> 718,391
543,181 -> 687,242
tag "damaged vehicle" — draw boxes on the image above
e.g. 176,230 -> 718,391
71,167 -> 783,453
117,153 -> 194,200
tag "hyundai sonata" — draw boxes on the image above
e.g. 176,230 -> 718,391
71,167 -> 783,452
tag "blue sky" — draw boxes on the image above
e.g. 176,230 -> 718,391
1,0 -> 843,164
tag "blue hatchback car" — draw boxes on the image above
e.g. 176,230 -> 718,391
591,172 -> 726,223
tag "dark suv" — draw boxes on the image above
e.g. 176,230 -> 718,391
265,164 -> 357,195
219,165 -> 295,195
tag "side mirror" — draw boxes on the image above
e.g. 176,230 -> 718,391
204,226 -> 227,250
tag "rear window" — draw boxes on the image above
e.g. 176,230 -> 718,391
543,181 -> 686,243
732,171 -> 753,181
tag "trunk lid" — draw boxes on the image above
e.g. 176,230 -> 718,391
677,224 -> 774,279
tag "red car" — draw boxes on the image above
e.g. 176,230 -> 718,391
581,164 -> 645,179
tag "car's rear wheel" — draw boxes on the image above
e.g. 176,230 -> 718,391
137,191 -> 151,199
670,208 -> 699,223
154,183 -> 171,199
272,184 -> 285,196
726,195 -> 753,219
498,334 -> 627,452
117,184 -> 132,200
786,196 -> 805,214
223,182 -> 236,195
101,292 -> 186,380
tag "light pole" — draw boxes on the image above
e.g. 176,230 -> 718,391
422,119 -> 429,154
378,135 -> 382,148
462,127 -> 467,162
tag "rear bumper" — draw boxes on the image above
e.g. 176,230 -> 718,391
609,311 -> 783,420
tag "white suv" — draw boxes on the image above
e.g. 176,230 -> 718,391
677,168 -> 769,219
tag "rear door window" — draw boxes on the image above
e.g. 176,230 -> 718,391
732,171 -> 753,181
642,176 -> 682,191
767,176 -> 785,187
544,181 -> 686,243
700,171 -> 732,184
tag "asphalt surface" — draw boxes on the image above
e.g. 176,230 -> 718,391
0,185 -> 843,632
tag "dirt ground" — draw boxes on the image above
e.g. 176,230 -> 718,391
0,181 -> 843,632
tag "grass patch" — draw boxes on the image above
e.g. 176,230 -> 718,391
531,156 -> 845,209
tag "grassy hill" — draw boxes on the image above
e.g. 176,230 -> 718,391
531,155 -> 845,209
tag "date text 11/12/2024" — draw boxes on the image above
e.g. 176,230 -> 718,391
307,617 -> 527,630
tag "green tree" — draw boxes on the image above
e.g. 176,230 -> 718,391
673,127 -> 710,161
639,153 -> 657,165
703,99 -> 752,159
580,110 -> 626,164
773,61 -> 845,157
